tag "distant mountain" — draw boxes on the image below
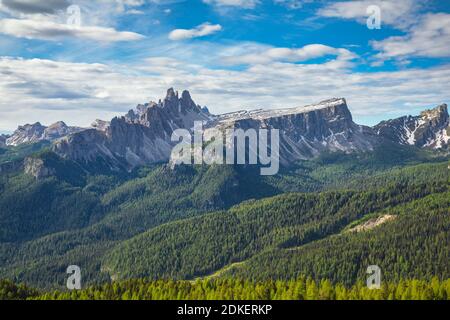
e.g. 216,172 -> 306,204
52,90 -> 382,170
374,104 -> 450,149
207,98 -> 379,165
5,121 -> 83,147
53,88 -> 211,170
4,89 -> 449,173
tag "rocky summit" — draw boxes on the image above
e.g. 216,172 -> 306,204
51,90 -> 383,170
6,121 -> 83,147
207,98 -> 379,165
51,89 -> 449,171
53,88 -> 211,170
374,104 -> 450,149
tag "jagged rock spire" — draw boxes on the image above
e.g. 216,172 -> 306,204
166,88 -> 178,100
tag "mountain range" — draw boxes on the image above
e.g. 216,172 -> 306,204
0,89 -> 449,290
4,121 -> 83,147
3,88 -> 449,177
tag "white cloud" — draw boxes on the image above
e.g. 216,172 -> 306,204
316,1 -> 450,64
372,13 -> 450,61
0,18 -> 144,41
1,55 -> 449,132
169,22 -> 222,41
317,0 -> 421,30
203,0 -> 259,9
125,9 -> 145,15
221,44 -> 358,65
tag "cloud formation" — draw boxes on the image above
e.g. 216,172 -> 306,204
372,13 -> 450,60
317,0 -> 421,30
169,22 -> 222,40
1,55 -> 449,131
0,0 -> 448,133
222,44 -> 357,65
0,18 -> 145,41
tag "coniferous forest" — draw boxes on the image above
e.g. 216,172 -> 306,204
2,277 -> 450,300
0,142 -> 449,300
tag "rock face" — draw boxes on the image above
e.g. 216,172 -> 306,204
374,104 -> 450,149
6,122 -> 46,146
208,98 -> 378,165
6,121 -> 83,146
53,88 -> 211,170
19,88 -> 445,172
91,119 -> 110,132
24,157 -> 56,180
53,91 -> 380,170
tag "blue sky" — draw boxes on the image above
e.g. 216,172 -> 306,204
0,0 -> 449,132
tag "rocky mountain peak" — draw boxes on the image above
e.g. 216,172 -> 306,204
374,103 -> 449,149
6,121 -> 83,147
6,122 -> 46,146
20,122 -> 44,130
53,89 -> 212,169
165,87 -> 178,101
22,88 -> 446,174
181,90 -> 192,101
48,121 -> 68,128
420,103 -> 448,124
206,97 -> 376,164
202,106 -> 211,115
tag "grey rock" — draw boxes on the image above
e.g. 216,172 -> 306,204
54,91 -> 380,170
6,122 -> 46,146
207,98 -> 378,165
374,104 -> 449,149
91,119 -> 110,132
6,121 -> 84,146
53,88 -> 211,170
24,157 -> 56,180
42,88 -> 450,172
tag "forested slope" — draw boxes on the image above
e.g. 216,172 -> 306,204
225,191 -> 450,285
0,142 -> 448,289
103,178 -> 449,284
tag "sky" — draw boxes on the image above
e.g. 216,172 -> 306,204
0,0 -> 449,133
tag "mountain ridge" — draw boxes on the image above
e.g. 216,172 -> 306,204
5,121 -> 83,147
374,103 -> 449,149
3,89 -> 449,174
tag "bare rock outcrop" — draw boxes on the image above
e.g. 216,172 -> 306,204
24,157 -> 56,180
